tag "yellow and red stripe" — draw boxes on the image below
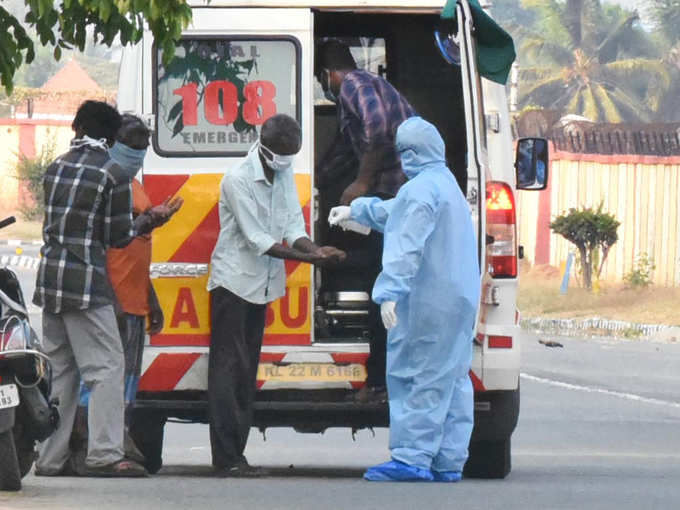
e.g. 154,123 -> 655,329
145,173 -> 313,347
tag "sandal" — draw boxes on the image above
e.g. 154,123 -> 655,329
84,459 -> 148,478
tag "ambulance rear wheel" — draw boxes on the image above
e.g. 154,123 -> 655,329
129,410 -> 165,475
463,437 -> 511,479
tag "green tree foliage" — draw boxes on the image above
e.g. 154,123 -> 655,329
623,253 -> 656,289
503,0 -> 670,122
647,0 -> 680,46
12,38 -> 61,87
15,139 -> 55,221
489,0 -> 537,49
645,0 -> 680,121
0,0 -> 193,94
550,203 -> 620,291
12,38 -> 120,90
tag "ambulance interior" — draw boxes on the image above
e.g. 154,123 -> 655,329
312,11 -> 468,343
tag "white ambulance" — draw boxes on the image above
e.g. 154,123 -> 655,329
117,0 -> 548,478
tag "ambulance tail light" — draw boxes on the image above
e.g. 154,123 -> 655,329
488,335 -> 513,349
486,181 -> 517,278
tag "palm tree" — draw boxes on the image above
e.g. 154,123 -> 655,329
516,0 -> 669,122
646,0 -> 680,121
646,0 -> 680,46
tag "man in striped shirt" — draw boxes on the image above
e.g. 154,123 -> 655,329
316,40 -> 415,206
315,40 -> 415,404
34,100 -> 169,477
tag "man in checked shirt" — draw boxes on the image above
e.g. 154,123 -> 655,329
33,101 -> 173,477
315,40 -> 415,404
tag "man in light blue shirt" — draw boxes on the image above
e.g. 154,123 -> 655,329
207,114 -> 345,477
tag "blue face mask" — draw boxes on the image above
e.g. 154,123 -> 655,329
109,141 -> 147,180
399,148 -> 419,179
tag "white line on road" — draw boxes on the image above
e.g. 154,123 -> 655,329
1,255 -> 40,270
520,373 -> 680,409
516,450 -> 680,459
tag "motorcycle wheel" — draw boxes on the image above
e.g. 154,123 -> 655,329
0,429 -> 22,491
13,422 -> 36,478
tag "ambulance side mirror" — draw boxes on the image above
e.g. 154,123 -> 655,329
515,138 -> 548,191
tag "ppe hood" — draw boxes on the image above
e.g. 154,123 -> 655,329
395,116 -> 446,179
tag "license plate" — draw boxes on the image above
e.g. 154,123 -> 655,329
0,384 -> 19,409
257,363 -> 366,383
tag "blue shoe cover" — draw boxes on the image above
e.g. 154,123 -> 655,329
432,470 -> 462,482
364,460 -> 434,482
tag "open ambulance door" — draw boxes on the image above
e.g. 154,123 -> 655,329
443,1 -> 522,480
138,8 -> 316,349
447,0 -> 488,404
451,0 -> 488,279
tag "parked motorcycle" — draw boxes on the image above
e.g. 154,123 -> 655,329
0,216 -> 59,491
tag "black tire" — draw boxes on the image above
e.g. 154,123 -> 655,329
0,429 -> 22,491
12,423 -> 36,478
129,409 -> 166,475
463,437 -> 512,479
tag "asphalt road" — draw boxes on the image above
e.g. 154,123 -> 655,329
2,245 -> 679,510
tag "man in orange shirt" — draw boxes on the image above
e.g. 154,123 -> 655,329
107,114 -> 182,427
71,114 -> 182,473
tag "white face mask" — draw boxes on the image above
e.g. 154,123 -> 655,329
71,135 -> 108,150
259,141 -> 296,172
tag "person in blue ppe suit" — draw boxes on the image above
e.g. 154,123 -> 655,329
329,116 -> 481,482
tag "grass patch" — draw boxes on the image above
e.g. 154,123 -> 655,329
518,264 -> 680,326
0,212 -> 42,241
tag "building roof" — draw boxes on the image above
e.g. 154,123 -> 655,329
14,59 -> 114,121
42,59 -> 103,93
550,121 -> 680,156
515,110 -> 680,156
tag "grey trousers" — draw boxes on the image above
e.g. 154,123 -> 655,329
37,305 -> 125,472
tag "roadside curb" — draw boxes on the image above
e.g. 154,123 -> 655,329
521,317 -> 680,341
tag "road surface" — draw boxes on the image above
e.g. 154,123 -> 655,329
1,245 -> 678,510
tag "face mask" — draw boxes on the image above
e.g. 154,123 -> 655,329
399,148 -> 419,179
71,135 -> 108,151
109,141 -> 148,180
259,141 -> 296,172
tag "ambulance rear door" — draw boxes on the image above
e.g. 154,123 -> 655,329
138,8 -> 315,393
449,0 -> 488,392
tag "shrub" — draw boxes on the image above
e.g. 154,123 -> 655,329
623,253 -> 656,289
550,202 -> 620,291
15,141 -> 55,221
